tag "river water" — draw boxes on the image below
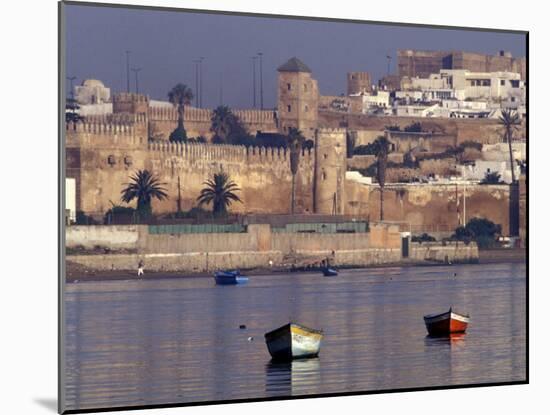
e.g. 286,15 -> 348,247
64,262 -> 526,411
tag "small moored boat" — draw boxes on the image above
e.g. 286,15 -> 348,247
321,267 -> 338,277
423,307 -> 470,336
214,270 -> 249,285
265,323 -> 324,361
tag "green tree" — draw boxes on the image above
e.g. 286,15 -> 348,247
121,169 -> 168,218
210,105 -> 234,142
168,83 -> 194,143
373,135 -> 391,221
498,109 -> 521,183
210,105 -> 252,145
197,172 -> 242,217
287,127 -> 305,214
453,217 -> 502,248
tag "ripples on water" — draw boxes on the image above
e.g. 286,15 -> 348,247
64,262 -> 526,411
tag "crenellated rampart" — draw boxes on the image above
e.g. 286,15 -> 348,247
147,106 -> 278,140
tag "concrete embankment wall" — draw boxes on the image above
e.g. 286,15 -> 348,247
68,251 -> 283,273
410,241 -> 479,263
66,223 -> 477,272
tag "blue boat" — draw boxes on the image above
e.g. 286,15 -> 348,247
214,270 -> 249,285
321,267 -> 338,277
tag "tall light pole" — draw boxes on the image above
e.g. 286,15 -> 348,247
219,72 -> 224,106
125,50 -> 131,93
258,52 -> 264,110
199,57 -> 205,108
131,67 -> 142,94
193,59 -> 200,107
66,76 -> 76,100
251,56 -> 258,108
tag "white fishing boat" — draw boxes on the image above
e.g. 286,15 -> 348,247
264,323 -> 324,361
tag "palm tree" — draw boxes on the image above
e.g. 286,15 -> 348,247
121,169 -> 168,218
210,106 -> 234,142
197,172 -> 242,217
373,135 -> 391,221
498,109 -> 521,183
287,128 -> 305,214
168,83 -> 194,142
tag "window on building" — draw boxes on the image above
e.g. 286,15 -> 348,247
287,83 -> 291,91
323,154 -> 328,159
482,80 -> 490,86
500,80 -> 506,86
510,80 -> 520,88
305,105 -> 309,112
322,171 -> 327,180
287,105 -> 291,112
304,84 -> 307,92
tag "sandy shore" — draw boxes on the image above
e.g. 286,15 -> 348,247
65,248 -> 525,283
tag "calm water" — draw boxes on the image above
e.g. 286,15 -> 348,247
64,262 -> 526,411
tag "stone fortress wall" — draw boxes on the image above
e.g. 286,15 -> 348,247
66,56 -> 523,237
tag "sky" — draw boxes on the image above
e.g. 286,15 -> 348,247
65,3 -> 526,109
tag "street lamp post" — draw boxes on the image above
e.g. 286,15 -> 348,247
258,52 -> 264,110
193,59 -> 200,107
66,76 -> 76,100
251,56 -> 257,108
125,50 -> 131,93
199,57 -> 205,108
131,67 -> 142,94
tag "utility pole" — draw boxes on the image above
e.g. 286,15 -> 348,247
258,52 -> 264,110
125,50 -> 131,93
462,167 -> 467,226
131,67 -> 141,94
177,175 -> 182,213
251,56 -> 257,108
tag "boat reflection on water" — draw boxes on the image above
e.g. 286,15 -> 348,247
265,358 -> 321,396
424,332 -> 466,347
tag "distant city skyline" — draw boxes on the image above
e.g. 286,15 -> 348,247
65,4 -> 526,109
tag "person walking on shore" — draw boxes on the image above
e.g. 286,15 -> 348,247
137,260 -> 144,277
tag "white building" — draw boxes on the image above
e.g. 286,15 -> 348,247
395,103 -> 440,117
463,160 -> 521,184
350,91 -> 391,114
404,69 -> 525,105
74,79 -> 111,105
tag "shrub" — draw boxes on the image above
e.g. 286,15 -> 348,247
480,171 -> 503,185
412,233 -> 436,243
169,126 -> 187,143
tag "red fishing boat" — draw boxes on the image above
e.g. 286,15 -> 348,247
423,307 -> 470,336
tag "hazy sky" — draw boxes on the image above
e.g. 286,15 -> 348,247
65,4 -> 526,109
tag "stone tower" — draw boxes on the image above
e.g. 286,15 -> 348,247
112,92 -> 149,115
347,72 -> 372,95
277,57 -> 319,139
314,128 -> 347,215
